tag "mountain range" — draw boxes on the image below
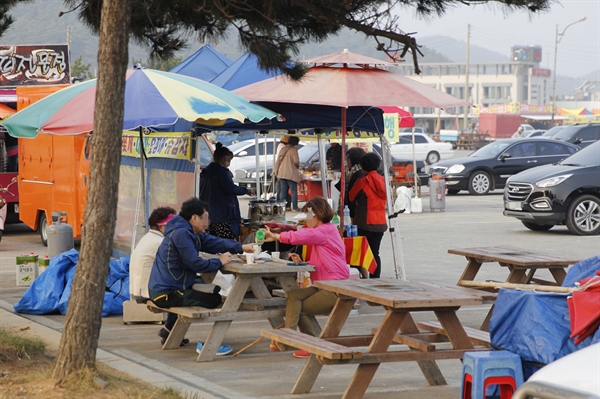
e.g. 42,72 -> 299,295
0,1 -> 594,96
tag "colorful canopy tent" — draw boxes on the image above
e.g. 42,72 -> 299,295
2,66 -> 281,138
169,44 -> 233,82
558,108 -> 592,116
210,52 -> 283,91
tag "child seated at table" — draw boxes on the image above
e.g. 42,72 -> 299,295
262,197 -> 349,358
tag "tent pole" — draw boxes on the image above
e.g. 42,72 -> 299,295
380,134 -> 406,281
412,126 -> 418,196
318,134 -> 328,205
339,107 -> 347,234
254,132 -> 260,199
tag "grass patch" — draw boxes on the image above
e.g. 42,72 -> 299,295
0,327 -> 46,362
0,327 -> 190,398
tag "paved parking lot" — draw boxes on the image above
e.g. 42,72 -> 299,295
1,179 -> 598,398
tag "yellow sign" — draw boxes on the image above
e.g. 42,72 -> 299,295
121,131 -> 192,160
383,113 -> 399,143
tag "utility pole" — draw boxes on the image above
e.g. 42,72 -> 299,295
67,26 -> 72,81
463,24 -> 471,133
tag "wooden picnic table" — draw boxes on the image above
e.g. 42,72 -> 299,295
449,245 -> 580,330
262,279 -> 494,399
149,256 -> 314,362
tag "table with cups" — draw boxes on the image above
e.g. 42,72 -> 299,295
151,251 -> 315,362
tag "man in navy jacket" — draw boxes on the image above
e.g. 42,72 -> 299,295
149,197 -> 254,345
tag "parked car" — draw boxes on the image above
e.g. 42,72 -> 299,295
503,140 -> 600,235
552,124 -> 600,148
399,127 -> 427,135
541,125 -> 564,138
524,129 -> 546,138
235,142 -> 430,191
227,138 -> 305,174
520,124 -> 535,132
429,138 -> 580,195
389,133 -> 454,165
513,342 -> 600,399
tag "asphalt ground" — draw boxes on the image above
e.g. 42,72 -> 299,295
1,150 -> 599,399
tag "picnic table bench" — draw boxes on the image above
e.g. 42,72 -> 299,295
449,245 -> 580,330
262,279 -> 492,399
147,258 -> 314,362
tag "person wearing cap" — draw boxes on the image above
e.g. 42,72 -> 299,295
129,206 -> 177,303
275,135 -> 290,161
512,126 -> 524,138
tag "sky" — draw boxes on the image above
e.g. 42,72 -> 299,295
395,0 -> 599,79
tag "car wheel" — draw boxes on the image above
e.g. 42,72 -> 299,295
426,151 -> 440,165
521,221 -> 554,231
447,189 -> 460,195
39,212 -> 48,246
468,171 -> 491,195
566,195 -> 600,236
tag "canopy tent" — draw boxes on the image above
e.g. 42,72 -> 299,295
558,107 -> 592,116
235,49 -> 470,280
210,52 -> 283,91
169,44 -> 233,82
379,106 -> 415,128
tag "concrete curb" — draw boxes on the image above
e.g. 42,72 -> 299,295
0,306 -> 249,399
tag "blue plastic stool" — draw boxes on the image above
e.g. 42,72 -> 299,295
460,351 -> 524,399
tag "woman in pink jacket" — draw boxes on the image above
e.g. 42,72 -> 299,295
263,197 -> 348,358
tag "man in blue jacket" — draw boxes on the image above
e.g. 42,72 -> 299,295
149,197 -> 254,349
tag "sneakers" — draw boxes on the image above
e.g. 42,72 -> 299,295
293,349 -> 311,359
158,327 -> 189,347
196,341 -> 233,356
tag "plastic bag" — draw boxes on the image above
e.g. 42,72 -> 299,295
395,186 -> 412,214
212,271 -> 235,297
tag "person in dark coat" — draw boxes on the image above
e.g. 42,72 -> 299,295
349,153 -> 387,278
199,143 -> 254,239
148,198 -> 255,345
334,147 -> 365,218
326,141 -> 343,171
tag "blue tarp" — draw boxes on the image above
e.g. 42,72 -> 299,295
210,52 -> 282,91
490,255 -> 600,378
169,44 -> 233,82
14,249 -> 130,317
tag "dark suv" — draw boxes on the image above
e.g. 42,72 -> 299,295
503,140 -> 600,235
552,124 -> 600,148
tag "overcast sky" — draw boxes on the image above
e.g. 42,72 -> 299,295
395,0 -> 598,79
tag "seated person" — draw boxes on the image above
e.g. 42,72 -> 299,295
129,206 -> 176,303
148,197 -> 255,354
262,197 -> 349,358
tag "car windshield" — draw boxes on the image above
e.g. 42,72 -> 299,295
542,126 -> 563,137
559,140 -> 600,166
298,144 -> 320,163
469,141 -> 512,158
552,126 -> 582,141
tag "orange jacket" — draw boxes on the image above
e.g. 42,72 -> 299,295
348,170 -> 387,232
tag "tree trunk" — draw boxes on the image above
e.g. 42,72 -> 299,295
52,0 -> 132,380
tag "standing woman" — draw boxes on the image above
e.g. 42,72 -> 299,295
335,147 -> 365,218
200,143 -> 254,239
349,153 -> 387,278
274,136 -> 300,212
262,197 -> 348,358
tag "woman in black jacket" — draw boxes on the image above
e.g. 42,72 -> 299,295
199,143 -> 254,238
335,147 -> 365,218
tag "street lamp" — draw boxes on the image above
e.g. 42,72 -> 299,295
551,16 -> 586,125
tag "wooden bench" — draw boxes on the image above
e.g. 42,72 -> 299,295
417,321 -> 490,348
146,301 -> 286,323
261,328 -> 363,360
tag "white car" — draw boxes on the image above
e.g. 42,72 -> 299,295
513,342 -> 600,398
389,133 -> 454,165
227,138 -> 305,174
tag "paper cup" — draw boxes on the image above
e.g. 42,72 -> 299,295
253,245 -> 261,256
246,253 -> 255,264
272,251 -> 280,261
